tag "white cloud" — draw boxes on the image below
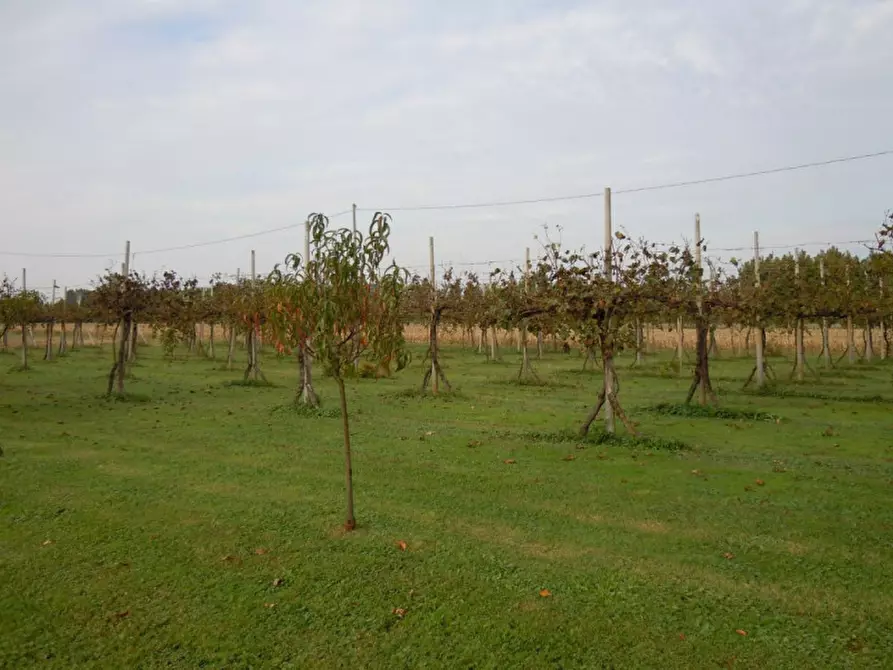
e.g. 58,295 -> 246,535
0,0 -> 891,291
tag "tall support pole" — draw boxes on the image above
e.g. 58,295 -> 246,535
429,236 -> 438,394
352,203 -> 357,235
794,250 -> 805,381
846,265 -> 856,364
881,277 -> 888,360
45,281 -> 57,361
519,246 -> 534,379
694,213 -> 708,404
250,250 -> 258,379
297,218 -> 319,405
603,187 -> 615,433
120,240 -> 132,369
754,231 -> 765,387
21,268 -> 28,369
820,258 -> 832,367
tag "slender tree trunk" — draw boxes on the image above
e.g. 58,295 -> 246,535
108,317 -> 130,395
227,325 -> 237,370
883,320 -> 890,360
208,324 -> 216,359
478,327 -> 486,355
820,318 -> 832,368
44,322 -> 54,361
423,308 -> 451,392
336,377 -> 356,531
847,316 -> 856,364
297,344 -> 320,406
536,330 -> 544,360
794,318 -> 806,381
58,321 -> 67,356
676,315 -> 684,374
518,322 -> 538,382
2,326 -> 8,350
634,318 -> 645,366
685,322 -> 718,405
129,322 -> 138,362
864,324 -> 874,363
21,320 -> 28,370
489,327 -> 500,361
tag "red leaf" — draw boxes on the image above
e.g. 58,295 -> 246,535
736,629 -> 747,636
539,589 -> 552,597
562,454 -> 576,461
392,607 -> 407,618
678,633 -> 686,641
755,479 -> 765,486
503,459 -> 517,465
396,540 -> 408,552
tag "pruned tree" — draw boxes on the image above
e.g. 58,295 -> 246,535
91,271 -> 152,396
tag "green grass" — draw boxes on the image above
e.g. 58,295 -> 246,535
1,345 -> 893,668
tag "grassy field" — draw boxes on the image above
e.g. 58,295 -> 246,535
1,343 -> 892,668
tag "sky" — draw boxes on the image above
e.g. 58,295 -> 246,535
1,0 -> 892,295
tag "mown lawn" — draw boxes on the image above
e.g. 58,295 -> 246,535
1,343 -> 892,668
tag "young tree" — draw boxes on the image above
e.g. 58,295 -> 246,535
268,212 -> 408,530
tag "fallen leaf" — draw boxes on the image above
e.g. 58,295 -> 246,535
691,469 -> 702,476
755,479 -> 765,486
264,602 -> 276,609
254,548 -> 269,555
539,589 -> 552,598
723,552 -> 735,560
744,486 -> 754,492
113,610 -> 130,620
562,454 -> 576,461
736,629 -> 747,636
392,607 -> 407,618
678,633 -> 686,641
424,431 -> 435,436
467,440 -> 482,448
272,578 -> 284,587
396,540 -> 408,552
503,459 -> 517,465
221,555 -> 239,563
41,539 -> 54,546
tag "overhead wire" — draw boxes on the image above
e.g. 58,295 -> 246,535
2,147 -> 890,259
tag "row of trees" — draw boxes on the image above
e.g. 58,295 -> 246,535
3,212 -> 891,529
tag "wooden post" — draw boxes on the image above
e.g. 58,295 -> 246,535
881,277 -> 888,360
846,265 -> 856,364
45,281 -> 57,361
250,249 -> 258,379
352,203 -> 357,235
754,231 -> 765,387
429,236 -> 438,394
694,213 -> 707,404
21,268 -> 28,369
794,250 -> 805,381
820,258 -> 831,367
603,187 -> 615,433
227,269 -> 239,369
519,247 -> 534,379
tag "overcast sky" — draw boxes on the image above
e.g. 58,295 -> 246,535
2,0 -> 892,293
